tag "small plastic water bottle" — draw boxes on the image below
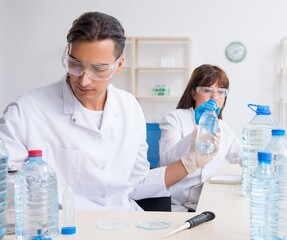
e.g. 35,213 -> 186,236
0,139 -> 8,239
6,165 -> 17,235
14,150 -> 59,239
242,104 -> 278,197
250,151 -> 278,240
61,185 -> 76,235
195,110 -> 218,154
265,129 -> 287,239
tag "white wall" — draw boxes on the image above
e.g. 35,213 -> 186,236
1,0 -> 286,137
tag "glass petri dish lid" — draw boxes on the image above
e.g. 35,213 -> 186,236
137,219 -> 171,230
97,218 -> 131,230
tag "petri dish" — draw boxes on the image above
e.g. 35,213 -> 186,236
97,218 -> 131,230
137,219 -> 171,230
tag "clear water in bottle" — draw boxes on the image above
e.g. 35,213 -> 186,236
6,165 -> 17,235
0,139 -> 8,239
195,110 -> 218,154
250,151 -> 278,240
242,104 -> 278,197
14,150 -> 59,240
265,129 -> 287,240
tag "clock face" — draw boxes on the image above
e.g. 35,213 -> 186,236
225,42 -> 246,63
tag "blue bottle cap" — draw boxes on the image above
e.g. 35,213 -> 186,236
248,104 -> 271,115
258,151 -> 272,163
271,129 -> 285,136
61,226 -> 76,235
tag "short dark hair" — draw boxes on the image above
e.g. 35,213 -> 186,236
67,12 -> 126,59
177,64 -> 230,119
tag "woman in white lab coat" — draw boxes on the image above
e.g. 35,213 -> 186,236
159,64 -> 242,212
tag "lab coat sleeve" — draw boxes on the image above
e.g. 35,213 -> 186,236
159,112 -> 193,166
129,166 -> 170,200
0,101 -> 28,167
128,111 -> 170,200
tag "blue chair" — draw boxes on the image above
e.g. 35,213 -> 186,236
135,123 -> 171,212
146,123 -> 161,169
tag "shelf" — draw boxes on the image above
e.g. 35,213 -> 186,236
135,67 -> 189,71
136,96 -> 180,101
117,36 -> 191,122
279,37 -> 287,129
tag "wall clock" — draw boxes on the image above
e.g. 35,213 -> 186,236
225,42 -> 246,63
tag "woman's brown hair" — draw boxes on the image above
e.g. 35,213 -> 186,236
176,64 -> 229,119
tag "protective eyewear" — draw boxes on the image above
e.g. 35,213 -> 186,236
62,46 -> 121,81
195,86 -> 229,98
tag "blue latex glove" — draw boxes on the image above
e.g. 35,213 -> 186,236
195,99 -> 221,124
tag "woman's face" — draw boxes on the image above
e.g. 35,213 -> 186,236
192,82 -> 227,109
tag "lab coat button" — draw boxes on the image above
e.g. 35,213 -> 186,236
72,118 -> 77,123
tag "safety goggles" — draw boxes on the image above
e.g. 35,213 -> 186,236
195,86 -> 229,98
62,46 -> 121,81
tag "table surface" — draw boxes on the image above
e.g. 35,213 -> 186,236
3,163 -> 248,240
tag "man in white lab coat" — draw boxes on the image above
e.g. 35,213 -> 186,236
0,12 -> 219,210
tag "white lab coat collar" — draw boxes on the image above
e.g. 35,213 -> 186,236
61,75 -> 120,132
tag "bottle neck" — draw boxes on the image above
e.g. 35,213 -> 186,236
28,155 -> 42,162
272,135 -> 285,138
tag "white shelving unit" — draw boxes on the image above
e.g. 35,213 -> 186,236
280,37 -> 287,129
113,37 -> 192,123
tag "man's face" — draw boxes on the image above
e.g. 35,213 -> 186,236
67,39 -> 124,110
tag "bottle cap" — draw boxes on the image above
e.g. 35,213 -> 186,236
258,151 -> 272,163
28,150 -> 42,156
248,104 -> 271,115
271,129 -> 285,136
61,226 -> 76,235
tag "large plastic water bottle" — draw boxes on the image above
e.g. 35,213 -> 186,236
0,139 -> 8,239
195,110 -> 218,154
265,129 -> 287,240
242,104 -> 278,197
14,150 -> 59,239
250,151 -> 278,240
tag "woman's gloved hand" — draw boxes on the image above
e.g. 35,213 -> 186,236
181,126 -> 221,174
194,99 -> 221,124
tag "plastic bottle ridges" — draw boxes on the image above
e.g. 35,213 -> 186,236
195,110 -> 218,154
250,151 -> 278,240
0,139 -> 8,239
6,165 -> 17,235
242,104 -> 278,197
14,150 -> 59,239
265,129 -> 287,239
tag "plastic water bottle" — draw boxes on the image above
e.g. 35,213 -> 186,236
195,110 -> 218,154
6,165 -> 17,235
14,150 -> 59,239
250,151 -> 278,240
242,104 -> 278,197
0,139 -> 8,239
265,129 -> 287,240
